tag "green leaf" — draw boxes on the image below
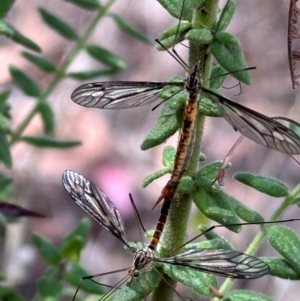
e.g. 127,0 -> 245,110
86,45 -> 127,70
0,129 -> 12,168
0,91 -> 10,104
66,0 -> 100,10
112,268 -> 162,301
224,290 -> 274,301
267,225 -> 300,273
209,65 -> 228,90
292,197 -> 300,207
37,277 -> 62,300
164,264 -> 217,297
230,198 -> 264,223
263,257 -> 300,279
0,174 -> 12,192
142,167 -> 171,187
32,234 -> 61,265
0,286 -> 25,301
234,172 -> 289,197
0,21 -> 41,52
196,160 -> 223,181
68,69 -> 120,80
37,102 -> 55,135
192,187 -> 241,232
9,65 -> 41,97
157,0 -> 202,20
177,176 -> 196,194
61,218 -> 91,262
141,92 -> 185,150
0,0 -> 15,18
162,145 -> 176,167
21,51 -> 56,73
157,22 -> 191,50
110,14 -> 152,45
185,28 -> 213,44
20,136 -> 81,148
211,36 -> 251,84
215,31 -> 239,45
197,224 -> 234,250
65,263 -> 105,295
39,8 -> 78,40
216,0 -> 236,31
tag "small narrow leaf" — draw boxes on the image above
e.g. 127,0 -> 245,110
157,22 -> 191,50
0,174 -> 12,192
0,21 -> 41,52
198,224 -> 234,250
39,8 -> 78,40
224,290 -> 274,301
61,218 -> 91,262
216,0 -> 236,31
0,0 -> 16,18
263,257 -> 300,279
185,28 -> 213,44
230,198 -> 264,223
192,188 -> 241,232
37,277 -> 62,300
110,14 -> 152,45
267,226 -> 300,273
112,268 -> 162,301
142,167 -> 171,187
162,145 -> 176,167
37,102 -> 55,135
177,176 -> 196,194
66,0 -> 100,10
0,286 -> 25,301
234,172 -> 289,197
20,136 -> 81,148
141,93 -> 185,150
215,32 -> 239,45
86,45 -> 127,70
209,65 -> 227,90
164,264 -> 216,297
32,234 -> 61,265
68,69 -> 119,80
211,36 -> 251,84
0,91 -> 10,104
21,51 -> 56,72
65,263 -> 105,294
0,129 -> 12,168
9,65 -> 41,97
157,0 -> 201,20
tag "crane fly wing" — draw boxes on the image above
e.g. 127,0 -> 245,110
157,248 -> 269,279
62,170 -> 129,247
71,81 -> 182,109
203,88 -> 300,155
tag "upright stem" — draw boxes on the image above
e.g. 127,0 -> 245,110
151,1 -> 219,300
10,0 -> 115,145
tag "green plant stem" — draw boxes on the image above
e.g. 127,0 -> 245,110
151,1 -> 219,301
215,184 -> 300,298
10,0 -> 115,145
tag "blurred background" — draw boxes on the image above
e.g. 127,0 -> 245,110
0,0 -> 300,300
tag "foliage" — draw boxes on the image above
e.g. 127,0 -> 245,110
1,0 -> 300,301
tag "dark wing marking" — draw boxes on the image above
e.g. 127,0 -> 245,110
203,87 -> 300,155
71,81 -> 182,109
62,170 -> 129,247
156,248 -> 269,279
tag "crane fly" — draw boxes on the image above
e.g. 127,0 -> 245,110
62,170 -> 270,300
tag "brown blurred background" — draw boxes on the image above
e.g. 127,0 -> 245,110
0,0 -> 300,300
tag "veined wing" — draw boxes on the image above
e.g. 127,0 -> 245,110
156,248 -> 269,279
62,170 -> 129,247
203,87 -> 300,155
71,81 -> 183,109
